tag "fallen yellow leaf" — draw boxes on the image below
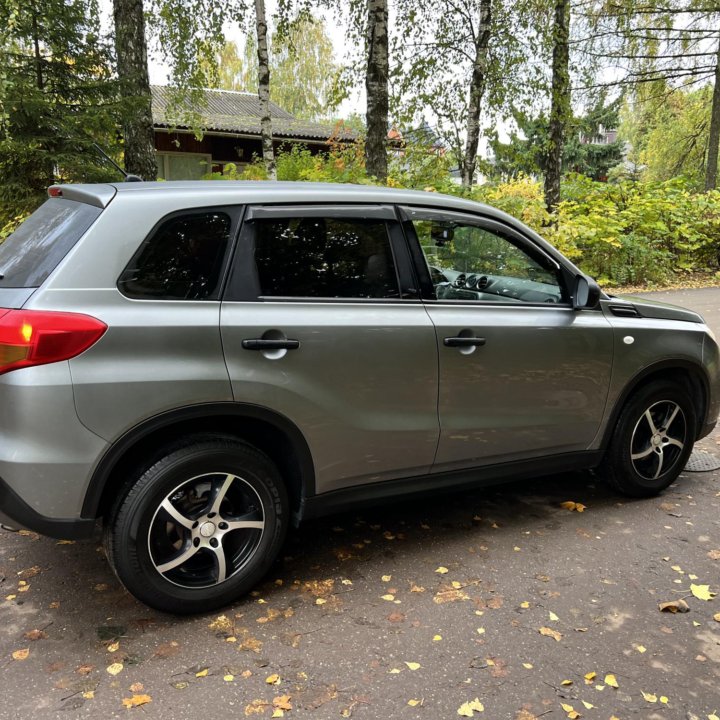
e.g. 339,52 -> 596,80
584,671 -> 596,684
549,611 -> 560,621
272,695 -> 292,711
691,584 -> 717,601
12,648 -> 29,661
604,673 -> 619,688
388,668 -> 401,674
107,641 -> 119,653
641,691 -> 657,702
714,612 -> 720,622
381,594 -> 395,601
405,661 -> 421,670
561,680 -> 573,686
382,575 -> 391,582
659,696 -> 668,704
634,644 -> 647,653
539,626 -> 562,642
195,668 -> 209,678
408,699 -> 422,707
315,598 -> 327,605
82,691 -> 94,699
224,674 -> 234,682
476,627 -> 485,635
709,713 -> 720,720
106,662 -> 123,676
121,694 -> 152,709
581,701 -> 594,709
457,698 -> 484,716
520,601 -> 530,609
265,673 -> 281,685
522,663 -> 533,669
436,566 -> 449,574
433,634 -> 442,641
271,710 -> 284,718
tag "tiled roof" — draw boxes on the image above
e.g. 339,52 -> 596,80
151,86 -> 355,142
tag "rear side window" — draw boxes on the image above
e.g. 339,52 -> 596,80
253,217 -> 400,299
0,199 -> 101,288
118,212 -> 232,300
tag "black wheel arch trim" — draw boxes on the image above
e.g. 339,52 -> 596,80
0,478 -> 96,539
81,402 -> 316,521
599,358 -> 711,453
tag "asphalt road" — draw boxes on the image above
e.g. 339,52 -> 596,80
2,288 -> 720,720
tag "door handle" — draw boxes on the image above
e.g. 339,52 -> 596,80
443,336 -> 486,348
242,339 -> 300,350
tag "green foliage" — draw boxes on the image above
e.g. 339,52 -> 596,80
620,83 -> 713,189
197,15 -> 342,122
489,97 -> 624,182
0,0 -> 120,223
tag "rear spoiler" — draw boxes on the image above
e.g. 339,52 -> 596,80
47,184 -> 117,209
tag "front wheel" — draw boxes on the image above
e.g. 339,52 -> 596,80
104,437 -> 288,613
601,381 -> 696,498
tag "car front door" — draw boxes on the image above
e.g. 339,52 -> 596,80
220,205 -> 439,495
401,206 -> 614,473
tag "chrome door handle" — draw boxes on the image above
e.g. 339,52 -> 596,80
242,339 -> 300,350
443,337 -> 486,348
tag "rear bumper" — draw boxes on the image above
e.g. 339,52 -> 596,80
0,475 -> 95,538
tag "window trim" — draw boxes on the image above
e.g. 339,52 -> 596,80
223,205 -> 417,303
398,206 -> 573,307
155,151 -> 212,180
116,205 -> 244,302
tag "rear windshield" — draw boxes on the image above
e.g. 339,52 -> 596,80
0,198 -> 101,288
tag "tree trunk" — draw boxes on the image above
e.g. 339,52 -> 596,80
544,0 -> 571,214
704,39 -> 720,192
112,0 -> 157,180
461,0 -> 492,189
365,0 -> 389,182
255,0 -> 276,180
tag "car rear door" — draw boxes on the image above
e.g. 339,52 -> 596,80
220,205 -> 439,495
400,205 -> 614,473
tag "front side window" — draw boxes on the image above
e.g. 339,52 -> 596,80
118,212 -> 232,300
408,212 -> 565,304
253,216 -> 400,299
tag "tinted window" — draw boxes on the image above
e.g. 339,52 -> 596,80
0,199 -> 101,288
118,212 -> 232,300
253,217 -> 400,299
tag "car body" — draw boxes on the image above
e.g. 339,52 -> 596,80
0,181 -> 717,612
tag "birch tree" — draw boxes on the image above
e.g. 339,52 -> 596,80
113,0 -> 157,179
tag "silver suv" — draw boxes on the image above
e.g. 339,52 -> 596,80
0,181 -> 717,612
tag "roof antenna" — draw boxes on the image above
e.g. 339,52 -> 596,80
92,143 -> 143,182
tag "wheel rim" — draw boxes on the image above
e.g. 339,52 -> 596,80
630,400 -> 687,481
148,472 -> 266,589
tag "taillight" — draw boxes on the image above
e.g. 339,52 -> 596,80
0,309 -> 107,375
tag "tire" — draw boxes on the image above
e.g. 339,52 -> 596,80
601,381 -> 696,498
104,436 -> 288,614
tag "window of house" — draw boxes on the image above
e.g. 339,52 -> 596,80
155,153 -> 213,180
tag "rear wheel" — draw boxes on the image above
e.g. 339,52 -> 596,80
601,381 -> 696,497
104,437 -> 287,613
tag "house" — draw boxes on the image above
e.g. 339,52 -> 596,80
151,85 -> 356,180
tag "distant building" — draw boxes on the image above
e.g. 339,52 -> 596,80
151,85 -> 356,180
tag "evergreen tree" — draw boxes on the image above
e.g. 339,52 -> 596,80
0,0 -> 119,222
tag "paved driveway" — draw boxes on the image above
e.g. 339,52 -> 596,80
1,288 -> 720,719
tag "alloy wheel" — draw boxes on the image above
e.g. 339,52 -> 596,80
630,400 -> 687,481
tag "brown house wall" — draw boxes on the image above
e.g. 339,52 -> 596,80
154,129 -> 330,166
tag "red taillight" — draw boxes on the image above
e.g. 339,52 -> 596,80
0,309 -> 107,375
48,186 -> 63,197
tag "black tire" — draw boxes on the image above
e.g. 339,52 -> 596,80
601,381 -> 696,498
104,436 -> 288,614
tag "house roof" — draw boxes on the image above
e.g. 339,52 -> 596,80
151,86 -> 355,142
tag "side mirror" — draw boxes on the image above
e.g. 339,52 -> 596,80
573,274 -> 601,310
